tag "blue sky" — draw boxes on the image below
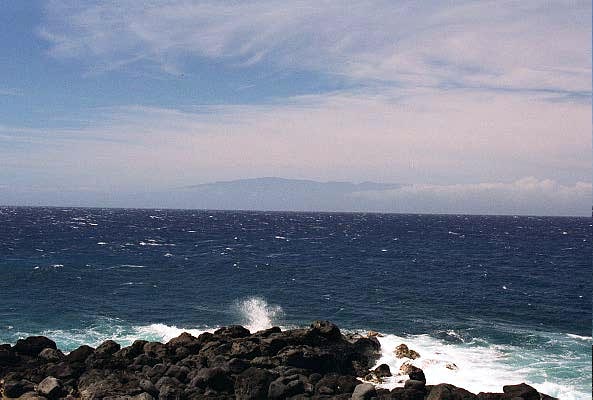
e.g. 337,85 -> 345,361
0,1 -> 591,214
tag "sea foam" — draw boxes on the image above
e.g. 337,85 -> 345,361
371,331 -> 589,400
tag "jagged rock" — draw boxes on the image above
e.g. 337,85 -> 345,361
427,383 -> 477,400
3,379 -> 35,397
231,340 -> 261,359
234,367 -> 275,400
143,342 -> 169,359
189,367 -> 233,392
367,330 -> 384,337
16,392 -> 47,400
165,364 -> 189,382
268,375 -> 306,399
116,340 -> 148,359
77,370 -> 141,399
314,373 -> 358,395
155,376 -> 181,391
502,383 -> 540,400
445,362 -> 458,370
94,340 -> 121,357
476,394 -> 504,400
147,363 -> 169,381
352,383 -> 376,400
400,362 -> 426,383
253,327 -> 282,337
36,376 -> 62,399
65,345 -> 94,364
394,344 -> 420,360
214,325 -> 251,338
310,320 -> 341,341
13,337 -> 56,356
275,345 -> 337,373
38,348 -> 64,362
45,362 -> 74,379
405,379 -> 426,391
139,378 -> 159,396
131,393 -> 154,400
374,363 -> 392,378
167,332 -> 201,354
390,386 -> 425,400
158,382 -> 183,400
227,357 -> 250,374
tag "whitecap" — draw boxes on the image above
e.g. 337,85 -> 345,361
96,242 -> 107,245
566,333 -> 592,342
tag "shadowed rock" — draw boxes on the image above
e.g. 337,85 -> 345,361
13,336 -> 56,356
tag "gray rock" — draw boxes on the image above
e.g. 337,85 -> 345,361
131,393 -> 154,400
404,379 -> 426,391
502,383 -> 540,400
139,379 -> 159,396
38,348 -> 64,362
234,367 -> 275,400
268,376 -> 305,399
94,340 -> 121,357
351,383 -> 376,400
37,377 -> 62,399
16,392 -> 47,400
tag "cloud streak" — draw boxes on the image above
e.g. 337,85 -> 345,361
39,0 -> 591,95
0,88 -> 590,191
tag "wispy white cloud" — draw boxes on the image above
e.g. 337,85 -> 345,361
0,88 -> 590,193
351,177 -> 592,216
39,0 -> 591,94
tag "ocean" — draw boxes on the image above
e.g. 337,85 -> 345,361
0,207 -> 590,398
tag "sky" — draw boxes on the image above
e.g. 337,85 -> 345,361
0,1 -> 591,215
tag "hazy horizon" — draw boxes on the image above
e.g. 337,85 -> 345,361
1,176 -> 590,217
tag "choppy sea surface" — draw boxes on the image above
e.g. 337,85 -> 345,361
0,207 -> 590,398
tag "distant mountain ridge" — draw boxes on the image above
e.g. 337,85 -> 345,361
183,177 -> 400,191
167,177 -> 402,212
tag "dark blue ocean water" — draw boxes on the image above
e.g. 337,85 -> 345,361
0,207 -> 590,397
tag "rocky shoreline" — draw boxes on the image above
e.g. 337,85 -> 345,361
0,321 -> 556,400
